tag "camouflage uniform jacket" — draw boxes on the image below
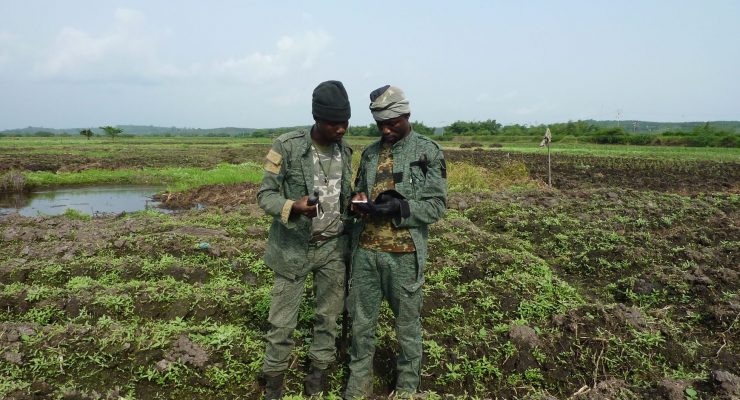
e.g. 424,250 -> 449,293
352,131 -> 447,292
257,129 -> 353,280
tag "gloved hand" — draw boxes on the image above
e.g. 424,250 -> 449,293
351,199 -> 376,214
372,195 -> 410,218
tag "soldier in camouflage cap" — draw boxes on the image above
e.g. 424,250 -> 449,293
344,85 -> 447,399
257,80 -> 354,399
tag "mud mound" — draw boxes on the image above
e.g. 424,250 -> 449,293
446,149 -> 740,194
154,182 -> 260,209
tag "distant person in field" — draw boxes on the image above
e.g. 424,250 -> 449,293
257,80 -> 354,399
344,85 -> 448,399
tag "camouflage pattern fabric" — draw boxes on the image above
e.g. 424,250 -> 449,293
351,130 -> 447,293
359,143 -> 415,252
262,236 -> 346,374
344,247 -> 422,398
257,129 -> 354,376
257,129 -> 353,280
311,142 -> 343,239
347,130 -> 447,397
369,86 -> 411,121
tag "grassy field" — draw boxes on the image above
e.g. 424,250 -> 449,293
0,137 -> 739,399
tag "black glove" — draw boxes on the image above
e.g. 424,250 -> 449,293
351,199 -> 376,214
372,196 -> 410,218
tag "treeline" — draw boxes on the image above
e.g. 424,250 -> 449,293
435,120 -> 739,147
2,121 -> 737,147
347,121 -> 436,137
243,121 -> 437,138
0,125 -> 256,137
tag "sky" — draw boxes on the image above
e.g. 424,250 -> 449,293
1,1 -> 739,130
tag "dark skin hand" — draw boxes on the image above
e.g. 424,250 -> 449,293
292,195 -> 318,218
350,192 -> 369,215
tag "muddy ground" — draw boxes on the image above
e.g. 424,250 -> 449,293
3,146 -> 738,195
0,144 -> 269,173
445,149 -> 740,195
1,147 -> 739,399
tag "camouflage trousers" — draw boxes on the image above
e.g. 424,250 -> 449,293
261,236 -> 346,375
345,247 -> 423,399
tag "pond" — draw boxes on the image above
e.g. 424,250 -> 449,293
0,185 -> 167,217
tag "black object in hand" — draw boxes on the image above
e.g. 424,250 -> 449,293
307,190 -> 320,206
372,190 -> 410,218
352,200 -> 375,213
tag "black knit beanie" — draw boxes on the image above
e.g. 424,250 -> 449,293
312,80 -> 351,122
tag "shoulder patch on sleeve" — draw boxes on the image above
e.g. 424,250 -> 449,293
264,161 -> 281,174
266,148 -> 282,165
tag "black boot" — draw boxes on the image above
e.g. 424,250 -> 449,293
304,366 -> 327,396
263,373 -> 284,400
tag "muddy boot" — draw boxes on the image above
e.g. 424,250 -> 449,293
263,373 -> 284,400
304,366 -> 327,396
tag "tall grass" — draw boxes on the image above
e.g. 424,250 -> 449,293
22,163 -> 264,192
447,161 -> 532,192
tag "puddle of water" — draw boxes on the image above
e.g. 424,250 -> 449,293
0,185 -> 167,217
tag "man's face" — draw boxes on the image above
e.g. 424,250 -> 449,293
377,114 -> 411,144
314,119 -> 348,143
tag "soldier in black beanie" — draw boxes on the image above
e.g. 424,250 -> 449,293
312,80 -> 351,122
257,80 -> 353,399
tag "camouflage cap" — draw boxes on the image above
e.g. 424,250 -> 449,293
369,85 -> 410,121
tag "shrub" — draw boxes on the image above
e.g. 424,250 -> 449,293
0,171 -> 27,193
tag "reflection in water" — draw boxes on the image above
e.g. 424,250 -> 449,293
0,185 -> 166,217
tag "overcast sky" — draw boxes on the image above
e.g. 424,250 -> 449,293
1,1 -> 738,130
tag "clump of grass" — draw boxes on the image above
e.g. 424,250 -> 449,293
447,161 -> 531,192
0,170 -> 27,193
164,162 -> 263,192
62,208 -> 92,221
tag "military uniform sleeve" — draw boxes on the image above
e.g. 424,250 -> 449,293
257,140 -> 295,225
393,145 -> 447,228
353,148 -> 369,195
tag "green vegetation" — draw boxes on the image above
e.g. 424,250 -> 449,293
493,142 -> 739,161
439,120 -> 739,148
0,138 -> 738,399
78,128 -> 94,140
23,163 -> 263,192
99,125 -> 123,141
4,119 -> 736,147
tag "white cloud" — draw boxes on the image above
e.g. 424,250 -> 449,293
26,8 -> 331,87
34,8 -> 190,83
211,30 -> 332,83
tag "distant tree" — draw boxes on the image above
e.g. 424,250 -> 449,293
348,124 -> 380,136
79,128 -> 94,140
99,126 -> 123,141
411,121 -> 435,136
444,119 -> 501,135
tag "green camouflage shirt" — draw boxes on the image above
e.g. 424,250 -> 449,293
257,129 -> 353,280
352,131 -> 447,292
359,143 -> 415,252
